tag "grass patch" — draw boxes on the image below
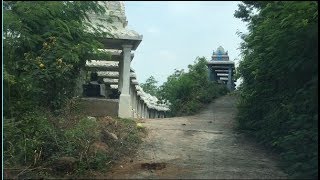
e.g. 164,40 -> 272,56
4,98 -> 147,179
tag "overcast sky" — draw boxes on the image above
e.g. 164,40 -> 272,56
124,1 -> 248,87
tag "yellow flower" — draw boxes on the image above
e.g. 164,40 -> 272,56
57,58 -> 63,64
39,63 -> 45,68
136,123 -> 143,128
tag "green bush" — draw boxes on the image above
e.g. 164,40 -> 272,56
115,118 -> 144,149
158,57 -> 228,116
3,2 -> 146,177
4,109 -> 59,166
235,1 -> 318,178
87,152 -> 111,171
63,117 -> 100,157
3,1 -> 107,115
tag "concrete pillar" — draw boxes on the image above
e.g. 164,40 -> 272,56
141,101 -> 145,118
142,103 -> 146,118
119,56 -> 123,93
213,71 -> 217,81
132,88 -> 136,118
118,45 -> 133,118
145,106 -> 148,119
133,90 -> 138,118
130,85 -> 137,118
208,66 -> 214,81
227,66 -> 233,91
208,65 -> 218,81
143,101 -> 146,118
139,99 -> 142,118
144,103 -> 147,118
135,97 -> 139,118
135,93 -> 138,118
136,97 -> 139,118
150,109 -> 155,119
129,85 -> 133,117
150,109 -> 153,119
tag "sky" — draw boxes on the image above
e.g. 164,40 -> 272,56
124,1 -> 248,87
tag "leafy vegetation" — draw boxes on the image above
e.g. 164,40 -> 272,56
3,1 -> 107,115
4,102 -> 146,178
234,1 -> 318,178
140,76 -> 160,97
3,2 -> 146,178
142,57 -> 228,117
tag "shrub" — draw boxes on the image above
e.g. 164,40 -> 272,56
4,109 -> 59,166
158,57 -> 228,116
234,1 -> 318,178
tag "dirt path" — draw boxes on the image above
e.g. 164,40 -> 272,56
105,95 -> 288,179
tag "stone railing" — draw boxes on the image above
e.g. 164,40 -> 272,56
85,54 -> 170,119
132,84 -> 170,119
82,1 -> 170,118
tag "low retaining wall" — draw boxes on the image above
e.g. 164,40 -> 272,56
79,98 -> 119,117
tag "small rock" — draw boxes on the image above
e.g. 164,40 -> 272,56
208,121 -> 212,123
182,123 -> 186,126
130,159 -> 133,163
109,132 -> 118,140
103,130 -> 118,141
87,116 -> 96,122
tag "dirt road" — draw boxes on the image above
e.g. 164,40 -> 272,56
105,95 -> 288,179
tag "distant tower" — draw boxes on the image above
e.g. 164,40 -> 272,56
207,46 -> 235,91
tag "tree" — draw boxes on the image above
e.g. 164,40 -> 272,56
3,1 -> 116,173
3,1 -> 108,116
140,76 -> 159,97
235,1 -> 318,178
158,57 -> 228,116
